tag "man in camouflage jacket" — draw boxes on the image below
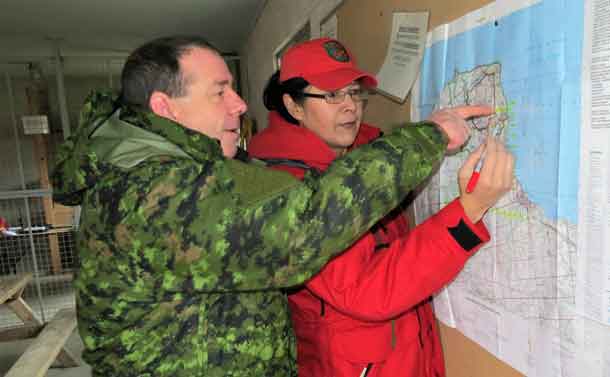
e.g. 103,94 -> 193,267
51,36 -> 489,376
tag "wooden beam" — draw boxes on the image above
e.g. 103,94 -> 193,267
0,325 -> 42,342
55,346 -> 80,368
6,297 -> 44,328
0,274 -> 33,305
33,134 -> 63,274
25,72 -> 63,275
4,308 -> 80,377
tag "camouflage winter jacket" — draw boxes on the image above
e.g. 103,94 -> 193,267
51,91 -> 447,377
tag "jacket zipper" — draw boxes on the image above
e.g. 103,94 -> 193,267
391,319 -> 396,349
372,222 -> 389,252
360,363 -> 373,377
415,308 -> 424,348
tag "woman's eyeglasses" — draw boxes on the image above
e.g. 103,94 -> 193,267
301,88 -> 370,104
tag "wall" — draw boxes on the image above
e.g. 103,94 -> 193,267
240,0 -> 343,132
0,69 -> 114,190
337,0 -> 499,131
336,0 -> 522,376
0,76 -> 37,191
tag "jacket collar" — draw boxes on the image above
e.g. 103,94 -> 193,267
116,101 -> 224,163
51,90 -> 225,206
248,111 -> 381,171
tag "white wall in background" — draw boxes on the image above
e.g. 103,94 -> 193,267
241,0 -> 343,132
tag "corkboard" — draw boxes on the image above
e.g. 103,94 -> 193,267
337,0 -> 497,131
337,1 -> 523,376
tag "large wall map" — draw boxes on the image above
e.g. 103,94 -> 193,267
411,1 -> 589,376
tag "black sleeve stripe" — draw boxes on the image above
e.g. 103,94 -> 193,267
447,219 -> 482,252
258,158 -> 315,171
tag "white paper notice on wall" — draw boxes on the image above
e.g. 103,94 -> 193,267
376,11 -> 429,103
21,115 -> 49,135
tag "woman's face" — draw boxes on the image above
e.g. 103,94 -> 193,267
297,82 -> 364,155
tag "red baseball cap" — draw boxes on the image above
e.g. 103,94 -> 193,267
279,38 -> 377,91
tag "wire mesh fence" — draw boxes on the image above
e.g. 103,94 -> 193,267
0,193 -> 76,328
0,68 -> 83,333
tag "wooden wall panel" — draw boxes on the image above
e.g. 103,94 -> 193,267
337,0 -> 495,131
337,1 -> 524,376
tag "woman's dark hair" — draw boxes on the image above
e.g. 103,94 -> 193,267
262,71 -> 309,125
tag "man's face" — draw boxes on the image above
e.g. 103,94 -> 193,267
168,48 -> 247,158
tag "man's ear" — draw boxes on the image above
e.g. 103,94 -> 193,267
149,91 -> 177,120
283,94 -> 304,122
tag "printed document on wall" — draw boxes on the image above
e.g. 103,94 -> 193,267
577,0 -> 610,376
376,11 -> 428,102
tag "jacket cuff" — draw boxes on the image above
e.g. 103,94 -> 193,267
433,198 -> 490,253
424,120 -> 449,146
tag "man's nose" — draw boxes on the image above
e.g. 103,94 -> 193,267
227,89 -> 248,115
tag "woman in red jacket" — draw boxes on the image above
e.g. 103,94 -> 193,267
249,38 -> 514,377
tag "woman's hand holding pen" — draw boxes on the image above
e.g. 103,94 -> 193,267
457,137 -> 515,223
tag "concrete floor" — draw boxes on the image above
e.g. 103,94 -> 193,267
0,331 -> 91,376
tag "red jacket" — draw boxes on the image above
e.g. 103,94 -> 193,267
249,112 -> 490,377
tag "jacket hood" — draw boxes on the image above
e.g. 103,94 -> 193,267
51,91 -> 223,206
248,111 -> 381,171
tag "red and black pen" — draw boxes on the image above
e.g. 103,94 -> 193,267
465,148 -> 485,193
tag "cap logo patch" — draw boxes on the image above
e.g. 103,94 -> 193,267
323,41 -> 350,62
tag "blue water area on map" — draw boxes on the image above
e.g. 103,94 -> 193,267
417,0 -> 583,223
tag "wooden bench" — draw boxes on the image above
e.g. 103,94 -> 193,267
0,274 -> 80,376
5,308 -> 79,377
0,273 -> 43,341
